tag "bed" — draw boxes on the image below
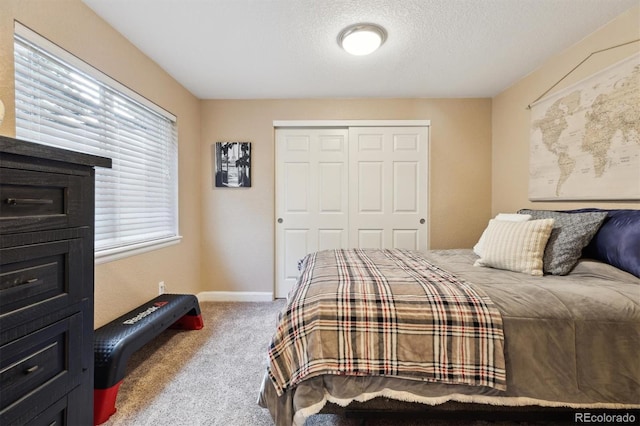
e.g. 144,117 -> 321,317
258,209 -> 640,426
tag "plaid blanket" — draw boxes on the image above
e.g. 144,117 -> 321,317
267,249 -> 506,396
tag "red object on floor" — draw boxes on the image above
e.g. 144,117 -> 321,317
170,313 -> 204,330
94,381 -> 122,425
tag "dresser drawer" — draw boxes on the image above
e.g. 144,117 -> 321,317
0,168 -> 86,233
19,396 -> 66,426
0,314 -> 82,424
0,239 -> 85,339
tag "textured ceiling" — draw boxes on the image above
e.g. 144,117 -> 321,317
82,0 -> 638,100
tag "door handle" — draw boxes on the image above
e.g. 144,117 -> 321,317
5,198 -> 54,205
25,365 -> 39,374
420,218 -> 425,224
277,218 -> 283,224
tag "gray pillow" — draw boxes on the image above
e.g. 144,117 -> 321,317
517,209 -> 608,275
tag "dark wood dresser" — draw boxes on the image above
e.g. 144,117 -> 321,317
0,136 -> 111,425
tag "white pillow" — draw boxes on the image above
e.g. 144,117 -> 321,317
474,218 -> 555,276
473,213 -> 532,256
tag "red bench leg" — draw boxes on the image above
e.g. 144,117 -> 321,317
170,313 -> 204,330
94,380 -> 122,425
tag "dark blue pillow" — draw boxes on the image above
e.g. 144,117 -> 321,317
565,208 -> 640,278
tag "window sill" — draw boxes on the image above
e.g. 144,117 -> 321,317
95,236 -> 183,265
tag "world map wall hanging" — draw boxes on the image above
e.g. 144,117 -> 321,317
529,52 -> 639,200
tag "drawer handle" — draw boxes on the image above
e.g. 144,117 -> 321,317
5,197 -> 54,205
25,365 -> 39,374
23,278 -> 39,284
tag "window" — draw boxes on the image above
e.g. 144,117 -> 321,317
13,23 -> 180,263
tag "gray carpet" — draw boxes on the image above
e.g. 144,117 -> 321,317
101,301 -> 567,426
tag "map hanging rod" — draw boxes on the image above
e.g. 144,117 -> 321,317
526,38 -> 640,110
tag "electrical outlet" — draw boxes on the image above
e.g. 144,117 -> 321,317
158,281 -> 166,295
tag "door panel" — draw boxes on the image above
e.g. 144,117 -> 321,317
349,127 -> 428,252
358,229 -> 384,249
393,162 -> 419,212
358,162 -> 384,212
283,230 -> 309,281
276,128 -> 349,298
284,163 -> 309,212
318,229 -> 345,251
319,163 -> 344,212
393,229 -> 419,250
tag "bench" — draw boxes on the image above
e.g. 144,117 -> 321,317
93,294 -> 203,425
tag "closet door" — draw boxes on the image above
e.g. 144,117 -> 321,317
275,128 -> 349,298
349,126 -> 428,252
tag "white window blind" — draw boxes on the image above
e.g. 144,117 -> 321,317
13,23 -> 180,262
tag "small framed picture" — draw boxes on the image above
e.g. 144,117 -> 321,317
214,142 -> 251,188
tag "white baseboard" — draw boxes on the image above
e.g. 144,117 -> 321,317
196,291 -> 274,302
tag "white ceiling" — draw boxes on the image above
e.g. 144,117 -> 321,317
82,0 -> 638,100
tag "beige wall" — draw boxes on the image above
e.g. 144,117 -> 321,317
0,1 -> 491,319
492,6 -> 640,214
200,99 -> 492,293
6,1 -> 631,312
0,0 -> 202,327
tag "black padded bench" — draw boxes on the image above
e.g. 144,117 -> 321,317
93,294 -> 203,425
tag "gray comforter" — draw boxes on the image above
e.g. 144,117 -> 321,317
258,249 -> 640,426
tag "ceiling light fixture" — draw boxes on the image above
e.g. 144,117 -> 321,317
338,23 -> 387,56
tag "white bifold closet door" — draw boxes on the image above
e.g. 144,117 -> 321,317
275,126 -> 428,298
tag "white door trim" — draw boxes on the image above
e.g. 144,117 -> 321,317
274,120 -> 431,128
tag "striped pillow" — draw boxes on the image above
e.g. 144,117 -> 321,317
473,213 -> 532,257
474,218 -> 555,276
